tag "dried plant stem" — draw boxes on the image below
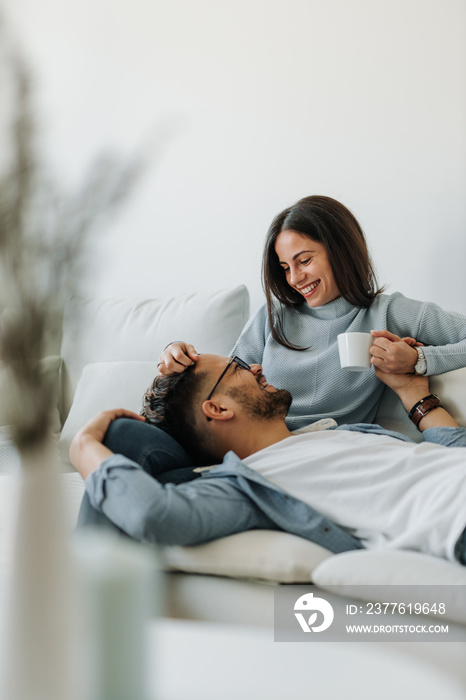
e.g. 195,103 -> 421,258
0,44 -> 142,451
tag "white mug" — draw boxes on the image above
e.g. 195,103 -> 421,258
337,332 -> 373,371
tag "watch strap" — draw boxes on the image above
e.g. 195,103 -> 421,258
408,394 -> 442,430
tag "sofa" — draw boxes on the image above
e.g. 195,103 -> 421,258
1,285 -> 466,690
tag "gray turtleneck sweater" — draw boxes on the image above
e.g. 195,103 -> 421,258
231,292 -> 466,430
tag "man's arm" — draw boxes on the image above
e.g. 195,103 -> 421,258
70,409 -> 279,546
70,408 -> 147,479
374,367 -> 459,432
71,409 -> 363,552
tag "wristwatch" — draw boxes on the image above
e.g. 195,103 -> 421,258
413,346 -> 427,375
408,394 -> 442,429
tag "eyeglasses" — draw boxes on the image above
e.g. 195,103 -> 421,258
206,356 -> 251,400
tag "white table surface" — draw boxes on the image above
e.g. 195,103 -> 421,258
147,618 -> 466,700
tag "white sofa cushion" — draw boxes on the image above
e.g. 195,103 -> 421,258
312,549 -> 466,624
60,286 -> 249,417
163,530 -> 332,583
59,361 -> 158,468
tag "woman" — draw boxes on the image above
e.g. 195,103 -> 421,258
159,195 -> 466,429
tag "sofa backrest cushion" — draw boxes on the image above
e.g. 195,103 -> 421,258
60,285 -> 250,418
59,361 -> 158,468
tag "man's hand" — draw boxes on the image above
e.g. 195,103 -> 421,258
70,409 -> 145,480
375,365 -> 459,431
374,366 -> 430,412
370,330 -> 420,374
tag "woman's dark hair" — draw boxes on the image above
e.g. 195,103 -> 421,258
141,369 -> 214,465
262,195 -> 383,350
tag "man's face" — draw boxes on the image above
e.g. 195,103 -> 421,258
197,354 -> 292,421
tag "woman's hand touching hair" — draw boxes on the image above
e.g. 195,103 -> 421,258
157,342 -> 199,375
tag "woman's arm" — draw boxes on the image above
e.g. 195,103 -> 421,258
156,305 -> 271,375
229,302 -> 269,363
413,301 -> 466,375
372,294 -> 466,376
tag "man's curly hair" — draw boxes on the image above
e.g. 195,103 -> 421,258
141,368 -> 213,465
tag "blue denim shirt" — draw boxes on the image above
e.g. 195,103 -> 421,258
85,424 -> 466,553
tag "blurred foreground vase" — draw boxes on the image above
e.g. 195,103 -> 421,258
1,436 -> 82,700
72,529 -> 161,700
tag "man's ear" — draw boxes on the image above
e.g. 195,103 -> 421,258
201,399 -> 235,422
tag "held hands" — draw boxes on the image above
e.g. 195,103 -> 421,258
157,342 -> 199,375
370,330 -> 421,374
374,358 -> 459,430
371,330 -> 428,410
373,364 -> 430,409
371,330 -> 428,409
370,331 -> 431,413
365,331 -> 458,430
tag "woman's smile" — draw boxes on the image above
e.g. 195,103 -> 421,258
297,280 -> 320,297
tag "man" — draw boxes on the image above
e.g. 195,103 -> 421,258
72,354 -> 466,564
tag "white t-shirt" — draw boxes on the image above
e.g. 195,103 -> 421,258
243,429 -> 466,561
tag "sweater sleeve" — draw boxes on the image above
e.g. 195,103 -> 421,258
386,294 -> 466,375
230,302 -> 270,363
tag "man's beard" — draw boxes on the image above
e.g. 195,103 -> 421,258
226,386 -> 292,421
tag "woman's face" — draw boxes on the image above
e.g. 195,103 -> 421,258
274,229 -> 340,308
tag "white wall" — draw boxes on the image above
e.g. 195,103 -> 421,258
5,0 -> 466,316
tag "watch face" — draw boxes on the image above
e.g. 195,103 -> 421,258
415,358 -> 427,375
414,347 -> 427,375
